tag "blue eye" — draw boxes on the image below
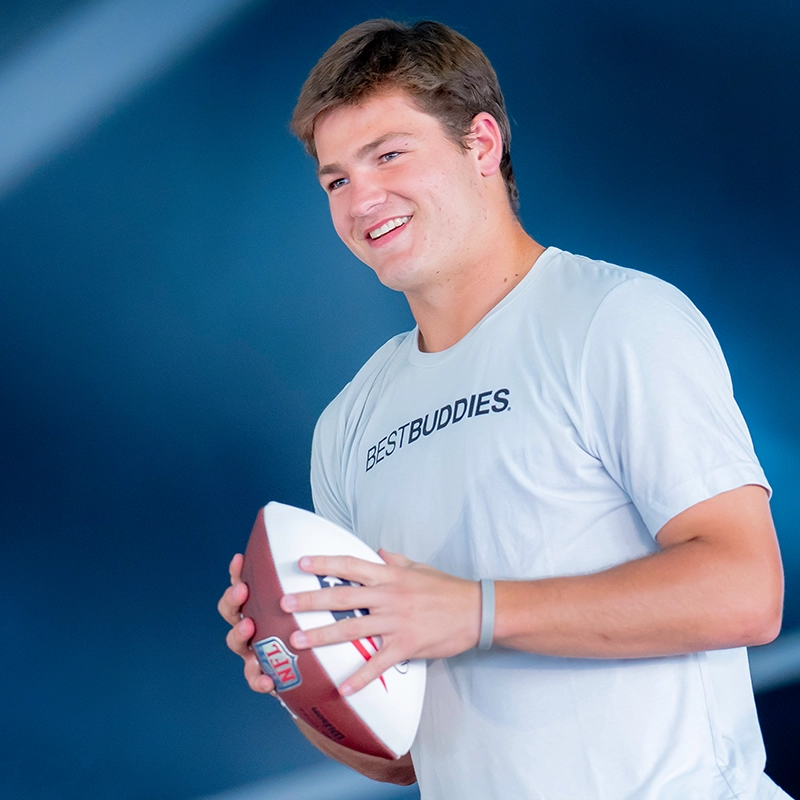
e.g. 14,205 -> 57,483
328,177 -> 348,191
380,151 -> 400,162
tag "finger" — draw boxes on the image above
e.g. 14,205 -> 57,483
298,554 -> 385,584
338,646 -> 401,697
229,552 -> 244,584
226,616 -> 256,657
243,652 -> 275,693
281,586 -> 368,615
289,614 -> 387,650
217,580 -> 249,624
281,583 -> 376,614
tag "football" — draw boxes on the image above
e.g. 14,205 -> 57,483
241,501 -> 427,759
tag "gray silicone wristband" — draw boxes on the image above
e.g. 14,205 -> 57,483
478,578 -> 495,650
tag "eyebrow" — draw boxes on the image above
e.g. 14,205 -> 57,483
317,131 -> 414,178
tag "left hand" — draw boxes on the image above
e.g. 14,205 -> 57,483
280,550 -> 481,696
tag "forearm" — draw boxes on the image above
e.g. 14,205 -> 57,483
292,715 -> 416,785
496,548 -> 773,658
494,488 -> 783,658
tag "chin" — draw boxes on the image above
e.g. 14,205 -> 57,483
360,249 -> 431,294
371,267 -> 424,294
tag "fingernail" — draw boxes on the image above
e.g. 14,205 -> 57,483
299,557 -> 311,569
293,631 -> 307,647
283,594 -> 297,611
340,683 -> 353,696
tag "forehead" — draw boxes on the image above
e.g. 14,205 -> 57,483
313,89 -> 448,165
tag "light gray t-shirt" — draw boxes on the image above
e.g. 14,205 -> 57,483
311,247 -> 785,799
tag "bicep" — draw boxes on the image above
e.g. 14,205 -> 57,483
656,483 -> 776,551
655,484 -> 783,645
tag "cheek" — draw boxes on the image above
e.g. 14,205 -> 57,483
329,212 -> 367,262
328,204 -> 351,243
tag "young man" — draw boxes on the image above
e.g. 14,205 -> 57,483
219,19 -> 789,799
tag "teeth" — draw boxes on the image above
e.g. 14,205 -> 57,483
369,216 -> 411,240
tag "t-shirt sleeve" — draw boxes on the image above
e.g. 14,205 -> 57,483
310,390 -> 355,532
579,277 -> 769,537
308,331 -> 410,534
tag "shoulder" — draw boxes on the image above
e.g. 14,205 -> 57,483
526,249 -> 715,382
538,248 -> 694,320
540,250 -> 729,393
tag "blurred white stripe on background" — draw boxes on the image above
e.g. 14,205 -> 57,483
749,627 -> 800,693
0,0 -> 261,198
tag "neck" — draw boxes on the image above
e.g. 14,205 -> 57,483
409,225 -> 545,353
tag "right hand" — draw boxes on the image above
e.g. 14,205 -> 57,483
217,553 -> 417,785
217,553 -> 276,693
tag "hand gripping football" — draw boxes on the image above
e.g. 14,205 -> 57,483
241,502 -> 426,759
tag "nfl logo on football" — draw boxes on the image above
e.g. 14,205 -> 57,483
254,636 -> 301,691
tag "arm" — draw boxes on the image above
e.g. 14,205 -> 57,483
217,554 -> 417,785
493,483 -> 783,657
284,484 -> 783,694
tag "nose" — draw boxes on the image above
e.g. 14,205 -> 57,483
348,172 -> 387,218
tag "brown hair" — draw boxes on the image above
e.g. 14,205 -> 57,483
291,19 -> 520,215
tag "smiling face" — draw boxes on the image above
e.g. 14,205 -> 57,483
313,90 -> 497,296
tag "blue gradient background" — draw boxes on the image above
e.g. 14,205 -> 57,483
0,1 -> 798,798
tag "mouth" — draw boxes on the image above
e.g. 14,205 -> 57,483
366,216 -> 411,241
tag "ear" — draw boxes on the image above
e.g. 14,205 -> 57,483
467,112 -> 504,178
